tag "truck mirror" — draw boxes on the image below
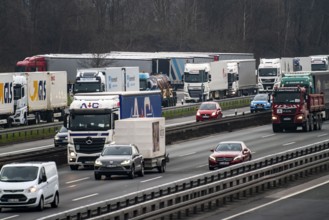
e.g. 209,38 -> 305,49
209,75 -> 212,82
63,115 -> 68,128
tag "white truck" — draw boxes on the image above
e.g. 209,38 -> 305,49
65,91 -> 162,170
183,59 -> 257,102
113,117 -> 168,172
0,73 -> 14,128
11,71 -> 67,125
310,55 -> 329,71
74,67 -> 140,94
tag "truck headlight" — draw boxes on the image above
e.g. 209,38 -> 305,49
272,116 -> 278,120
95,159 -> 102,166
121,160 -> 131,165
297,115 -> 303,120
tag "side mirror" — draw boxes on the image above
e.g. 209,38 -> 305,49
42,175 -> 47,182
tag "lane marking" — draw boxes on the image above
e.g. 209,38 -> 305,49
262,134 -> 275,138
72,193 -> 99,201
222,179 -> 329,220
68,185 -> 77,188
0,145 -> 53,156
178,152 -> 196,157
196,164 -> 208,168
318,133 -> 328,137
283,142 -> 295,146
1,215 -> 20,220
66,177 -> 90,184
140,176 -> 162,183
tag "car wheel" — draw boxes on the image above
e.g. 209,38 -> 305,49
94,173 -> 101,180
138,164 -> 144,177
129,165 -> 135,179
36,196 -> 44,211
209,166 -> 215,171
70,165 -> 79,170
51,192 -> 59,208
106,175 -> 111,179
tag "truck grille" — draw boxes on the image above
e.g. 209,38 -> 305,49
74,138 -> 106,154
188,89 -> 202,98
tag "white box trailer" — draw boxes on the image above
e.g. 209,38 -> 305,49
0,73 -> 14,127
105,67 -> 139,92
114,117 -> 168,172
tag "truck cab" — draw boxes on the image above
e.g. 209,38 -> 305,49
74,68 -> 106,94
257,58 -> 281,92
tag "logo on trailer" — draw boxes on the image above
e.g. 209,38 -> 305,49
80,102 -> 100,108
30,80 -> 46,101
0,82 -> 13,104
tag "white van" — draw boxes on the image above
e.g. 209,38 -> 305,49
0,161 -> 59,211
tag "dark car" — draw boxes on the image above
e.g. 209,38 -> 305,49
54,126 -> 68,147
94,144 -> 144,180
208,141 -> 252,170
196,101 -> 223,122
250,93 -> 271,113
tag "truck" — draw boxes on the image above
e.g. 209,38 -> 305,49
271,71 -> 329,132
0,73 -> 14,128
113,117 -> 168,173
11,71 -> 67,125
183,59 -> 257,102
15,52 -> 254,89
310,55 -> 329,71
65,90 -> 162,170
74,67 -> 140,94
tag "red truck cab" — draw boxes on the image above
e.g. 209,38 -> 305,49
15,56 -> 47,72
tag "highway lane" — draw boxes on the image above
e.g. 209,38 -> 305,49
1,120 -> 329,219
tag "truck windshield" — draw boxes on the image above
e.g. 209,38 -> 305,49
184,72 -> 208,83
139,79 -> 148,91
273,92 -> 301,104
311,64 -> 327,71
0,166 -> 38,182
69,114 -> 111,131
258,68 -> 278,77
13,85 -> 22,100
74,82 -> 101,93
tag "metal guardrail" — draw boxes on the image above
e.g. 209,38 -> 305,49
39,140 -> 329,220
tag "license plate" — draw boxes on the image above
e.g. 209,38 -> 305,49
107,165 -> 117,167
84,161 -> 94,164
219,162 -> 230,165
283,118 -> 291,121
8,199 -> 19,202
203,115 -> 209,118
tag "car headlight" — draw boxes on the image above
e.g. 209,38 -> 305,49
121,160 -> 131,165
28,185 -> 38,193
233,155 -> 243,161
209,155 -> 216,161
211,112 -> 216,116
196,111 -> 201,116
54,136 -> 59,140
94,159 -> 102,166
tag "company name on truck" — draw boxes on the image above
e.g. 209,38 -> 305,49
30,80 -> 46,101
0,82 -> 13,104
80,102 -> 100,109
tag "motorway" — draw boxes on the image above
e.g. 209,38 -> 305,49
1,108 -> 329,219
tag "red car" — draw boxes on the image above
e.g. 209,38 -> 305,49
208,141 -> 252,170
196,101 -> 222,122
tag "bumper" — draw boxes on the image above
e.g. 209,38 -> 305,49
94,165 -> 132,176
0,194 -> 40,208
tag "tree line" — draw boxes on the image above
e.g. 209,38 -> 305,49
1,0 -> 329,71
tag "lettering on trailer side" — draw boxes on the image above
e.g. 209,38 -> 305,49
30,80 -> 46,101
0,82 -> 13,104
80,102 -> 100,109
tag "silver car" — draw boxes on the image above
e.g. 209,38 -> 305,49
94,144 -> 144,180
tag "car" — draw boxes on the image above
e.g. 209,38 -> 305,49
54,126 -> 68,147
250,93 -> 272,113
94,144 -> 144,180
208,141 -> 252,170
196,101 -> 223,122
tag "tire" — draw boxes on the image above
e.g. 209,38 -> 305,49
47,111 -> 54,123
209,166 -> 215,171
157,160 -> 166,173
51,192 -> 59,208
303,119 -> 310,132
70,165 -> 79,170
5,118 -> 12,128
138,164 -> 144,177
37,196 -> 44,211
318,118 -> 322,130
94,173 -> 101,180
129,165 -> 135,179
272,124 -> 280,133
35,113 -> 41,124
309,117 -> 314,131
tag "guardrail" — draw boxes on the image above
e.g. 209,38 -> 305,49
39,140 -> 329,220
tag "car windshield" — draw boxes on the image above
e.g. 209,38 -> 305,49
0,166 -> 39,182
199,103 -> 217,110
102,146 -> 132,156
216,143 -> 242,152
253,95 -> 268,101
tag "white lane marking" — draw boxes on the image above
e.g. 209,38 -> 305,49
318,133 -> 328,137
222,179 -> 329,220
1,215 -> 20,220
140,176 -> 162,183
196,164 -> 208,168
68,185 -> 77,188
178,152 -> 196,157
66,177 -> 90,184
262,134 -> 275,138
0,145 -> 53,156
283,142 -> 295,146
72,193 -> 99,201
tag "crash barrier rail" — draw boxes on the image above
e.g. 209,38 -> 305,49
39,140 -> 329,220
0,96 -> 253,146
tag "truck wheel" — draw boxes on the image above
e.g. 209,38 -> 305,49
70,165 -> 79,170
309,117 -> 314,131
47,111 -> 54,123
272,124 -> 280,133
129,165 -> 135,179
5,118 -> 12,128
35,113 -> 41,124
157,160 -> 166,173
303,119 -> 310,132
